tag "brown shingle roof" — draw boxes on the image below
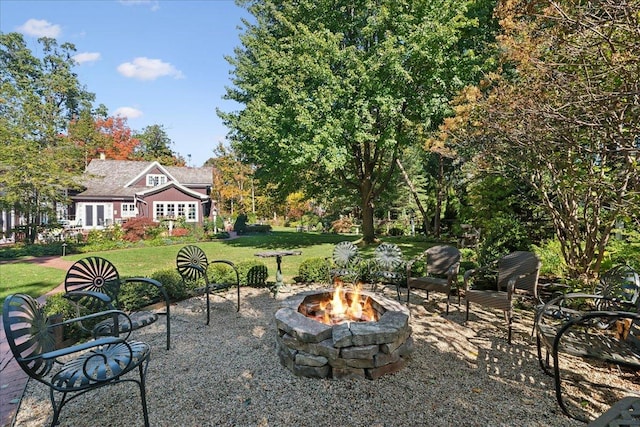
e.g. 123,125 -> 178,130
75,159 -> 212,198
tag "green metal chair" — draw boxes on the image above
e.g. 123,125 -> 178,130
64,256 -> 171,350
3,293 -> 151,427
176,245 -> 240,325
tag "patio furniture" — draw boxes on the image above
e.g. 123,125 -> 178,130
64,256 -> 171,350
535,265 -> 640,422
464,251 -> 541,344
406,245 -> 461,313
176,245 -> 240,324
588,396 -> 640,426
3,293 -> 151,427
371,243 -> 406,301
254,249 -> 302,297
327,241 -> 362,286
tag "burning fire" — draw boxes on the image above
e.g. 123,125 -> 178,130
309,283 -> 377,325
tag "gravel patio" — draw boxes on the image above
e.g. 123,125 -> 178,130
12,284 -> 640,426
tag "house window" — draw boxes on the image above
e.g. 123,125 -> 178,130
153,202 -> 198,222
121,203 -> 136,217
147,174 -> 167,187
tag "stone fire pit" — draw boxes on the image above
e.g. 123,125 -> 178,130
275,288 -> 413,380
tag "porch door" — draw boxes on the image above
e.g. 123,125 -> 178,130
84,204 -> 106,227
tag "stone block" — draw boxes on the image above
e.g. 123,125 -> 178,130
340,344 -> 379,360
366,357 -> 408,380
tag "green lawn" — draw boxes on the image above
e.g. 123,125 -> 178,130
0,229 -> 444,310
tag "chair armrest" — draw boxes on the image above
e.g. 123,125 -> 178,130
20,310 -> 134,363
64,290 -> 114,306
124,277 -> 171,304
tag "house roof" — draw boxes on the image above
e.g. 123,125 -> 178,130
75,159 -> 212,198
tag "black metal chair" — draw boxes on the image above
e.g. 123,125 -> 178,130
406,245 -> 461,313
464,251 -> 541,344
176,245 -> 240,325
64,256 -> 171,350
371,243 -> 406,300
327,241 -> 362,285
3,293 -> 151,427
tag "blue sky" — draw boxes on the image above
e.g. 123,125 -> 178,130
0,0 -> 251,167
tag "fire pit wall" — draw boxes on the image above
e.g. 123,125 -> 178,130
275,289 -> 413,380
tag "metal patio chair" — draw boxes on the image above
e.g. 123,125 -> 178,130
176,245 -> 240,325
406,244 -> 461,313
3,293 -> 151,427
64,256 -> 171,349
371,242 -> 406,300
327,241 -> 363,285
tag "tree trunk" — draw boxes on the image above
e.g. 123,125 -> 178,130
433,154 -> 444,237
360,180 -> 376,243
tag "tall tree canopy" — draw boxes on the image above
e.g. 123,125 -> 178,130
133,124 -> 185,166
220,0 -> 498,242
0,33 -> 95,242
442,0 -> 640,278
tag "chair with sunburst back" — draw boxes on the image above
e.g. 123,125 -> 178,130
3,293 -> 152,426
64,256 -> 171,349
176,245 -> 240,325
327,241 -> 362,286
372,242 -> 406,300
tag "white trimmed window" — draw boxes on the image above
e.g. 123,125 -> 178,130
153,202 -> 198,222
121,203 -> 136,217
147,174 -> 167,187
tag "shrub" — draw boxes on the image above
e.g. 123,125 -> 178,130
208,262 -> 241,285
43,294 -> 88,342
119,279 -> 162,311
245,224 -> 272,233
477,214 -> 531,266
151,268 -> 190,301
122,217 -> 162,242
331,217 -> 354,233
532,239 -> 567,279
171,228 -> 191,237
298,257 -> 330,283
233,213 -> 248,234
235,261 -> 268,287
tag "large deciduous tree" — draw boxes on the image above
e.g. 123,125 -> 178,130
444,0 -> 640,279
0,33 -> 95,243
220,0 -> 497,242
134,124 -> 185,166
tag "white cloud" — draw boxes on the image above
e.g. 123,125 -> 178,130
17,19 -> 61,38
114,107 -> 143,119
119,0 -> 160,11
73,52 -> 101,65
117,57 -> 185,81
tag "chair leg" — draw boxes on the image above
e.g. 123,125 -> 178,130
206,285 -> 210,326
465,301 -> 470,321
445,294 -> 450,315
138,362 -> 150,427
166,304 -> 171,350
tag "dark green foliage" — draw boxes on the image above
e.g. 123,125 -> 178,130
152,269 -> 190,300
298,257 -> 330,283
118,279 -> 161,311
208,262 -> 240,285
43,294 -> 88,342
245,224 -> 272,233
477,214 -> 531,266
248,265 -> 269,287
237,261 -> 268,287
233,213 -> 248,234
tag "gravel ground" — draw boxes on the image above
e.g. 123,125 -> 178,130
13,284 -> 640,427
